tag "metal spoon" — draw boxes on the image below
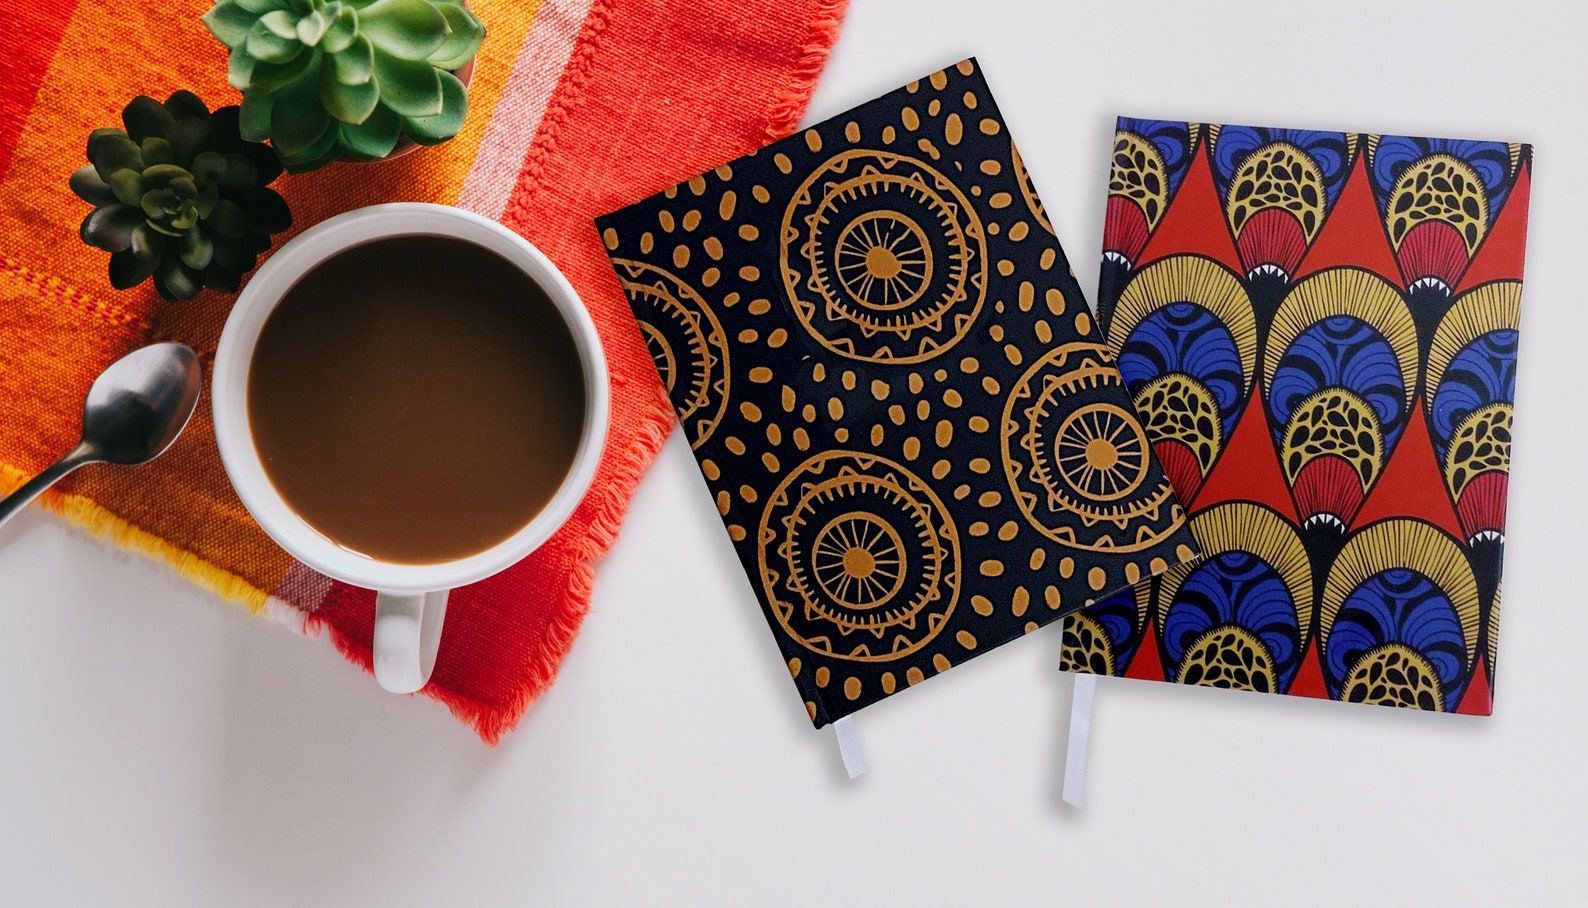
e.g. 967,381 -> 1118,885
0,342 -> 202,531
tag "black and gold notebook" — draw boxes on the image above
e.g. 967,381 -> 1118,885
597,58 -> 1197,727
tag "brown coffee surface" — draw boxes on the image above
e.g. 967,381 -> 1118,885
248,235 -> 587,564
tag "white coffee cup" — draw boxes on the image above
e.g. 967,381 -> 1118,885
213,203 -> 608,694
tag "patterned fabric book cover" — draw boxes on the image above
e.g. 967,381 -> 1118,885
597,61 -> 1198,727
1065,118 -> 1531,714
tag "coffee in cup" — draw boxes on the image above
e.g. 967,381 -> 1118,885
247,235 -> 587,564
213,204 -> 608,694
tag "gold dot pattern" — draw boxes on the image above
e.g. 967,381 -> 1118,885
597,59 -> 1198,728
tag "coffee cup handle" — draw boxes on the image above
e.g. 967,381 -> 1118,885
373,590 -> 450,694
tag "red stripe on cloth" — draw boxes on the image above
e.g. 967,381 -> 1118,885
308,0 -> 847,742
0,0 -> 79,181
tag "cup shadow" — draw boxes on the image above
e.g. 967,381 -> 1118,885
196,618 -> 501,902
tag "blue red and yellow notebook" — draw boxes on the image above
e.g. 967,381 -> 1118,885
1066,119 -> 1531,714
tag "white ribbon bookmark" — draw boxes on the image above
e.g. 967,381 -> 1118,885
834,716 -> 866,779
1062,673 -> 1096,809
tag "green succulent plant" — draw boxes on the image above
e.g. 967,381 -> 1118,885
203,0 -> 487,172
71,92 -> 290,301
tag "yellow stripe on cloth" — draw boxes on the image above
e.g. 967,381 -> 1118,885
0,463 -> 271,611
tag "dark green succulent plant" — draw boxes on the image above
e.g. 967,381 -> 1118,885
72,92 -> 290,301
203,0 -> 487,172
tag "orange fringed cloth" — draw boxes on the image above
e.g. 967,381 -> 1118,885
0,0 -> 848,741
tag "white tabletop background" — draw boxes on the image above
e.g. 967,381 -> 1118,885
3,0 -> 1584,903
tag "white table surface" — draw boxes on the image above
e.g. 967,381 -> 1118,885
4,1 -> 1584,903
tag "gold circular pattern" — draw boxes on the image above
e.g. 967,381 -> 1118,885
834,211 -> 935,310
1054,404 -> 1149,502
1011,139 -> 1055,236
759,451 -> 961,661
809,512 -> 909,610
614,259 -> 730,449
781,149 -> 987,363
1002,342 -> 1183,552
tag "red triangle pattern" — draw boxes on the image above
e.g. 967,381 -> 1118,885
1288,637 -> 1329,700
1457,659 -> 1493,715
1295,151 -> 1402,285
1190,383 -> 1297,522
1349,404 -> 1464,540
1456,163 -> 1532,292
1138,140 -> 1243,274
1124,614 -> 1168,681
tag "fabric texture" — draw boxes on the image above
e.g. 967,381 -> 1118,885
0,0 -> 848,742
598,60 -> 1199,727
1065,118 -> 1532,715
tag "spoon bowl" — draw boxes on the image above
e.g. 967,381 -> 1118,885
0,342 -> 202,532
83,343 -> 203,465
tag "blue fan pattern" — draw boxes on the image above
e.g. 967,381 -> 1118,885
1268,315 -> 1411,455
1118,302 -> 1246,442
1324,569 -> 1470,709
1162,551 -> 1304,691
1430,330 -> 1518,462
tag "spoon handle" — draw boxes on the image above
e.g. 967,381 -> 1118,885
0,443 -> 98,533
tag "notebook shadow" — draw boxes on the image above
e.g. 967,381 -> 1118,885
1039,657 -> 1490,819
649,437 -> 864,789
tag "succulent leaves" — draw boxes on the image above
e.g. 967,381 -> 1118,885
204,0 -> 486,171
72,92 -> 290,301
67,0 -> 483,301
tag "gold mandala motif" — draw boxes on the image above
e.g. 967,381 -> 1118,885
1052,404 -> 1150,502
614,259 -> 730,450
810,512 -> 908,609
758,451 -> 960,662
834,211 -> 934,310
1002,342 -> 1182,552
780,149 -> 986,363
